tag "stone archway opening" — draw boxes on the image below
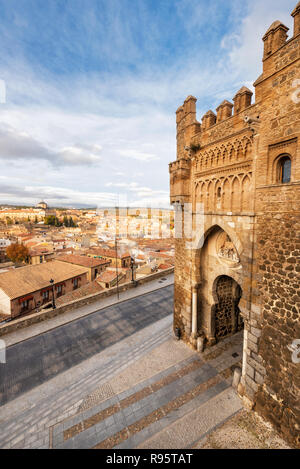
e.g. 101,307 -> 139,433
197,225 -> 244,346
213,275 -> 243,341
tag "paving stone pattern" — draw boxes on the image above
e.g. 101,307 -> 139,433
0,285 -> 243,449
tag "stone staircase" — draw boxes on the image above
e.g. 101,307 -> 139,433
50,333 -> 243,449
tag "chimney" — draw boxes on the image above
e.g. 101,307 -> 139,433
216,100 -> 233,123
263,21 -> 289,59
202,110 -> 216,130
233,87 -> 253,114
292,2 -> 300,36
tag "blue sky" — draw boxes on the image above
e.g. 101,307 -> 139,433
0,0 -> 296,208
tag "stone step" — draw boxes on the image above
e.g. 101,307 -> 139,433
135,386 -> 243,449
52,355 -> 211,448
48,329 -> 243,449
52,347 -> 241,449
115,380 -> 230,449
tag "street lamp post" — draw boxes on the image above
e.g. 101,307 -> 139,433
115,237 -> 120,301
50,278 -> 56,309
130,257 -> 137,286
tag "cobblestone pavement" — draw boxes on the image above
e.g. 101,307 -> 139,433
0,305 -> 244,449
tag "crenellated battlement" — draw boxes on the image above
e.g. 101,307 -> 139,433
174,2 -> 300,165
262,21 -> 289,61
175,85 -> 255,162
292,1 -> 300,36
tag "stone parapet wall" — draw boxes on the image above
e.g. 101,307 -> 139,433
0,268 -> 174,338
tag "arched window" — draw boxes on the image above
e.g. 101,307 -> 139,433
278,155 -> 291,184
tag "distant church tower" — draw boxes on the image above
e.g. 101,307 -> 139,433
36,201 -> 48,210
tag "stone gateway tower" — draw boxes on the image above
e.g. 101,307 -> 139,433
169,3 -> 300,447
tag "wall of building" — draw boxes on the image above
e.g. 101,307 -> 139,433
30,253 -> 54,265
253,185 -> 300,445
10,272 -> 88,319
0,289 -> 10,317
169,3 -> 300,447
247,24 -> 300,445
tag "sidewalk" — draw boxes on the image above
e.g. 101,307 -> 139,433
196,409 -> 291,449
2,274 -> 174,347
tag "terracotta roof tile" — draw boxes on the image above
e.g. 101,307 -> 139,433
97,271 -> 123,282
56,254 -> 110,268
89,248 -> 131,260
158,263 -> 173,270
0,260 -> 89,299
55,280 -> 104,306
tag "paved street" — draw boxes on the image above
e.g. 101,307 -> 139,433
0,285 -> 173,405
0,280 -> 245,449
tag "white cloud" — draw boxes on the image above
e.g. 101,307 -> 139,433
58,144 -> 102,165
118,149 -> 159,162
0,0 -> 296,207
222,0 -> 295,79
105,182 -> 139,189
0,123 -> 103,166
0,181 -> 120,208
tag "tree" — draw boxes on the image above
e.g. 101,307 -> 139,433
44,215 -> 55,225
6,243 -> 29,263
69,216 -> 76,227
54,217 -> 61,227
45,215 -> 62,226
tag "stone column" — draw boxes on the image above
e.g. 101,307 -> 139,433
241,328 -> 248,384
191,285 -> 198,339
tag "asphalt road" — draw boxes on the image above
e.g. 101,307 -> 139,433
0,285 -> 173,406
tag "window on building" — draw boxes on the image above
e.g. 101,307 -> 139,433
21,299 -> 29,311
56,284 -> 63,297
40,256 -> 43,263
42,290 -> 49,302
73,278 -> 79,290
278,156 -> 291,184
